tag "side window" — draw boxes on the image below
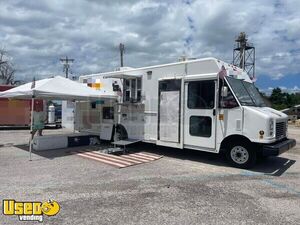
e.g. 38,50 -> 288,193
90,102 -> 96,109
131,79 -> 136,98
102,107 -> 114,120
123,79 -> 130,102
137,78 -> 142,101
189,116 -> 212,137
188,80 -> 215,109
123,78 -> 142,102
219,81 -> 238,108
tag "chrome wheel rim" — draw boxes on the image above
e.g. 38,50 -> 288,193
230,146 -> 249,164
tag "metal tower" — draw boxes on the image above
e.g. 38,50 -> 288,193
60,56 -> 74,79
119,43 -> 125,67
233,32 -> 255,80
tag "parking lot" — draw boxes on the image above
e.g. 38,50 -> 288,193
0,126 -> 300,225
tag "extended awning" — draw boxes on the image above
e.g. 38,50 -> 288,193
103,72 -> 142,80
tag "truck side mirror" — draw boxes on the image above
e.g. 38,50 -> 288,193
221,86 -> 228,97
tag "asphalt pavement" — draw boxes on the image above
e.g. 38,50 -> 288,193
0,127 -> 299,224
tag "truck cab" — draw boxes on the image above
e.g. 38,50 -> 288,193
217,75 -> 296,168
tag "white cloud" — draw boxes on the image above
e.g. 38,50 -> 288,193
0,0 -> 299,82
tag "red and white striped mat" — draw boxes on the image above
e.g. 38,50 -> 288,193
74,151 -> 163,168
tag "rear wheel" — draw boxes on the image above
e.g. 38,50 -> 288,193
226,142 -> 257,169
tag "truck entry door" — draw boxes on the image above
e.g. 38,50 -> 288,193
158,79 -> 181,143
184,80 -> 217,149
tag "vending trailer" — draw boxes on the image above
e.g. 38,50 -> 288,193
78,58 -> 296,168
0,85 -> 44,127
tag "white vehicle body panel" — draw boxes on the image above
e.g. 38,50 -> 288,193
78,57 -> 289,153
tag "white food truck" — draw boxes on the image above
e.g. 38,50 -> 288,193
77,57 -> 296,168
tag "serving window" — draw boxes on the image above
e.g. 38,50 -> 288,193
123,78 -> 142,103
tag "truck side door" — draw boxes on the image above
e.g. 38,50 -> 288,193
184,79 -> 217,150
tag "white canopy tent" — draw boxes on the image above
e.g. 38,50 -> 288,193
0,76 -> 117,100
0,76 -> 118,160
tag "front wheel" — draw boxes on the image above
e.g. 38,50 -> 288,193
226,143 -> 257,169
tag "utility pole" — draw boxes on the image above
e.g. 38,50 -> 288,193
119,43 -> 125,67
233,32 -> 255,80
60,56 -> 74,78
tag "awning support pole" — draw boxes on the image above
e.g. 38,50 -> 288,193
29,95 -> 34,161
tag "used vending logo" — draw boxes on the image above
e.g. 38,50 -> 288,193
3,199 -> 60,223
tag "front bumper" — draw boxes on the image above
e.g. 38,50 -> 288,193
262,138 -> 296,156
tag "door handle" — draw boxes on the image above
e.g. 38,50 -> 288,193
213,109 -> 216,116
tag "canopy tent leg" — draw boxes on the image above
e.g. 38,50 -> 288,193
29,96 -> 34,161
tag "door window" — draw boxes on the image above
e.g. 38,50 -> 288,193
189,116 -> 212,137
159,79 -> 181,91
188,80 -> 215,109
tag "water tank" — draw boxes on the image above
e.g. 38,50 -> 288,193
48,104 -> 56,124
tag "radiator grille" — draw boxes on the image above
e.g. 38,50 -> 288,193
276,122 -> 286,140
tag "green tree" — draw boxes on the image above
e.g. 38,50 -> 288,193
269,88 -> 285,109
269,87 -> 300,110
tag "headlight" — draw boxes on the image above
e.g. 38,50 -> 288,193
269,120 -> 274,136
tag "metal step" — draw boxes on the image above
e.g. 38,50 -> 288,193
110,139 -> 142,153
111,139 -> 141,146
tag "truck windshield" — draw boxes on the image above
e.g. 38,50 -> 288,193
226,76 -> 266,107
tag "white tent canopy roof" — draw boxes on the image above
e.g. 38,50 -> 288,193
0,76 -> 117,100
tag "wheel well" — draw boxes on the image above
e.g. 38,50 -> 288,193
220,135 -> 252,153
111,124 -> 128,141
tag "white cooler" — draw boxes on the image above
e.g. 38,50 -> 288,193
32,135 -> 68,151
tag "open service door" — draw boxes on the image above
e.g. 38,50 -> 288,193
158,79 -> 181,143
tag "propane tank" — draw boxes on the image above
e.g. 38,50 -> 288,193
48,104 -> 56,124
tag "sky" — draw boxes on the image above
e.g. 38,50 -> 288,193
0,0 -> 299,94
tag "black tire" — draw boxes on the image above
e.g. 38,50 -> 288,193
226,142 -> 257,169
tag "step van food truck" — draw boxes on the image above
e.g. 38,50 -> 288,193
77,58 -> 296,168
